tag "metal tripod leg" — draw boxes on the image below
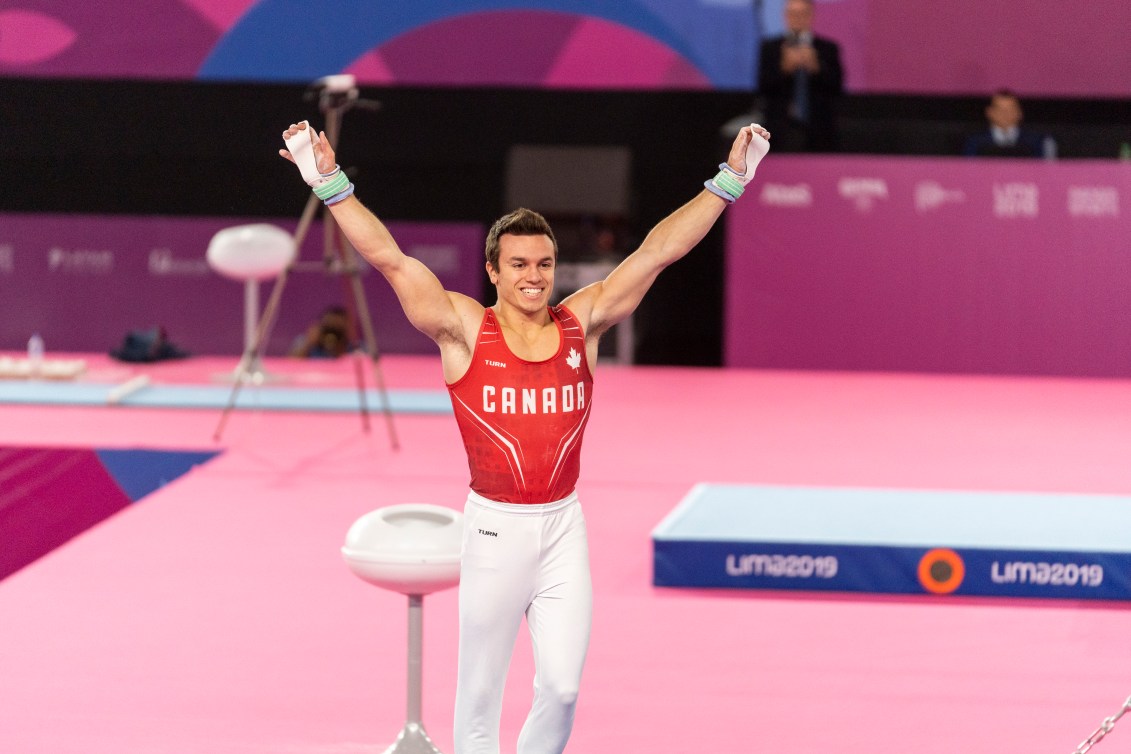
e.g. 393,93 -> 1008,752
335,224 -> 400,450
316,100 -> 398,448
213,90 -> 398,446
213,191 -> 399,446
213,192 -> 318,441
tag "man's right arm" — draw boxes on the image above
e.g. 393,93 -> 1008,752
325,195 -> 470,343
280,122 -> 478,349
328,196 -> 483,384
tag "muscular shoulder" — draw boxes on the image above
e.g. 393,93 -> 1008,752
559,284 -> 600,335
439,291 -> 486,346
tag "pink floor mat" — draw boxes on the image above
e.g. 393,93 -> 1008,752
1,356 -> 1129,753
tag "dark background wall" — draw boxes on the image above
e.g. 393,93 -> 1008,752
3,78 -> 1130,364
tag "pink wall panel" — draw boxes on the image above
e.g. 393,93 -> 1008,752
725,155 -> 1131,376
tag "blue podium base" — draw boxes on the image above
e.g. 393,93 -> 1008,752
652,484 -> 1131,601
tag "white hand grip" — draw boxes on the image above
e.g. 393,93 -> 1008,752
738,124 -> 771,185
284,120 -> 322,185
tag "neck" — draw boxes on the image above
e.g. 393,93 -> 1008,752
493,302 -> 551,329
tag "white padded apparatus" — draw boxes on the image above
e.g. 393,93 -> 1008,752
343,501 -> 460,754
206,223 -> 296,281
341,504 -> 463,596
284,120 -> 322,185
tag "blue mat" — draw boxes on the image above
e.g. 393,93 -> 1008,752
0,445 -> 221,581
95,448 -> 222,501
0,381 -> 453,414
653,484 -> 1131,601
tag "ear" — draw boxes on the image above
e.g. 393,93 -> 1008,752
485,261 -> 498,283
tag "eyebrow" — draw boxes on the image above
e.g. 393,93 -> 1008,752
505,256 -> 555,264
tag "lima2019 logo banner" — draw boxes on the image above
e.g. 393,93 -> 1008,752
0,0 -> 759,89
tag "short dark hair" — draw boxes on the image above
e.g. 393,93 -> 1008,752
484,208 -> 557,271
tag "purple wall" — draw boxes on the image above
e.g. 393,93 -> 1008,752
725,156 -> 1131,377
0,214 -> 483,356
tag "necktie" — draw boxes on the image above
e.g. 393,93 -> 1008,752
791,36 -> 810,124
794,66 -> 810,123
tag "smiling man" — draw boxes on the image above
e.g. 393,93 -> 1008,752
281,119 -> 769,754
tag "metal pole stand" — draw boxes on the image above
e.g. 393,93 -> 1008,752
383,594 -> 444,754
226,278 -> 274,385
340,504 -> 462,754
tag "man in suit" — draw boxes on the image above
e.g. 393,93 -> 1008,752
758,0 -> 844,152
963,89 -> 1055,158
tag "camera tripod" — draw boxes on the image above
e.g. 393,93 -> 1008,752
213,79 -> 399,449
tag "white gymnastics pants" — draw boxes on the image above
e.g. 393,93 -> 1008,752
454,491 -> 593,754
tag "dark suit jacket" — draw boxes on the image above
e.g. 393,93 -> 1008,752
963,129 -> 1047,158
758,34 -> 844,151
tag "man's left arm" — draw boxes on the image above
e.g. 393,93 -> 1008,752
564,124 -> 770,337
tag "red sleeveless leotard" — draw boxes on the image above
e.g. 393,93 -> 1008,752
446,305 -> 594,504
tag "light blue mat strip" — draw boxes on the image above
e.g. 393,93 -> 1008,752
653,483 -> 1131,552
652,484 -> 1131,600
1,383 -> 113,405
0,382 -> 453,414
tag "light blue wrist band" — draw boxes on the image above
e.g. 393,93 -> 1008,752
324,183 -> 355,206
703,179 -> 736,204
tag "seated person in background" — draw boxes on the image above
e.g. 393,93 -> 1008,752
964,89 -> 1056,158
289,305 -> 351,358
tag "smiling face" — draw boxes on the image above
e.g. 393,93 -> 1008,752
488,233 -> 556,315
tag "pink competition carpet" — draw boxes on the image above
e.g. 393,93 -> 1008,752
1,353 -> 1129,754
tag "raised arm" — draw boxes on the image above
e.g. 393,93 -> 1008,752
279,123 -> 480,351
563,124 -> 770,338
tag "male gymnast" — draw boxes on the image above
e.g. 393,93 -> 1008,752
281,119 -> 770,754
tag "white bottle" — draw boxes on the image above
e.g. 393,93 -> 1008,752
27,333 -> 45,375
